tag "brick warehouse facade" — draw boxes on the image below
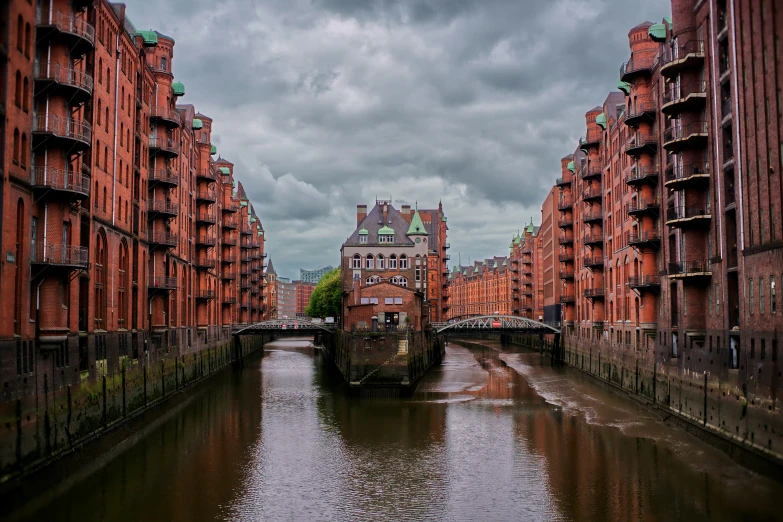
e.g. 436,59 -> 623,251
0,1 -> 267,402
448,1 -> 783,404
294,280 -> 315,317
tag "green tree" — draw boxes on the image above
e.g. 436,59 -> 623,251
305,268 -> 342,319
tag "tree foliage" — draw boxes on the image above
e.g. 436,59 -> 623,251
305,268 -> 341,319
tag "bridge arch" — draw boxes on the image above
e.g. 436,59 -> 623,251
434,315 -> 560,335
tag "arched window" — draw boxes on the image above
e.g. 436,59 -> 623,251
103,187 -> 107,211
16,15 -> 23,52
389,254 -> 397,269
98,59 -> 103,84
24,23 -> 31,58
376,254 -> 384,269
352,254 -> 361,269
399,254 -> 408,269
105,108 -> 109,131
106,68 -> 111,93
97,100 -> 102,125
20,133 -> 27,168
391,276 -> 408,288
365,254 -> 374,269
12,129 -> 19,164
96,140 -> 101,168
14,71 -> 21,107
22,76 -> 28,110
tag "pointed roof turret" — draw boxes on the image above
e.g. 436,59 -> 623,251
265,257 -> 276,276
406,210 -> 427,235
526,218 -> 535,234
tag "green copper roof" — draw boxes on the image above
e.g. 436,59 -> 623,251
358,228 -> 368,235
648,23 -> 666,41
210,145 -> 217,155
502,259 -> 507,266
513,236 -> 521,246
443,216 -> 447,222
240,201 -> 248,207
378,225 -> 395,235
219,166 -> 230,175
172,82 -> 185,96
138,30 -> 158,46
618,79 -> 631,95
526,218 -> 535,233
567,161 -> 575,172
596,113 -> 607,129
192,118 -> 203,129
258,231 -> 263,237
474,266 -> 479,273
250,217 -> 256,223
407,210 -> 427,235
664,16 -> 672,24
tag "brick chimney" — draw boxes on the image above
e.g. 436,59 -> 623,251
357,205 -> 367,226
401,205 -> 411,222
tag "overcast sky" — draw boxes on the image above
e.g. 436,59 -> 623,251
128,0 -> 669,280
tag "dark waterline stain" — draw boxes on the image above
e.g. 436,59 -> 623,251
10,338 -> 783,522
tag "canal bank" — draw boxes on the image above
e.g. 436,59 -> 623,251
498,333 -> 783,482
0,333 -> 267,502
7,337 -> 783,522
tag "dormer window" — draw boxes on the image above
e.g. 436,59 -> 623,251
379,235 -> 394,243
359,235 -> 367,243
378,225 -> 395,243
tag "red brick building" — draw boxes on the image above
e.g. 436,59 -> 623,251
0,1 -> 266,399
341,200 -> 447,331
294,281 -> 315,317
448,257 -> 513,318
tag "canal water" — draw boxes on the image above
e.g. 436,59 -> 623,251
8,337 -> 783,521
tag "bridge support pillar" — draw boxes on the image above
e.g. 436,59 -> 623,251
551,333 -> 562,365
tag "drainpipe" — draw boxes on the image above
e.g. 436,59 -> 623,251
729,1 -> 744,285
110,30 -> 121,318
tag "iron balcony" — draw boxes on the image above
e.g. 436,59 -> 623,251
584,234 -> 603,247
558,198 -> 573,210
30,242 -> 89,269
147,230 -> 177,248
148,276 -> 177,291
583,210 -> 603,224
149,107 -> 182,128
627,198 -> 660,217
148,136 -> 179,157
196,290 -> 216,300
195,235 -> 216,248
556,177 -> 571,188
223,217 -> 239,230
559,270 -> 575,280
583,287 -> 605,299
221,270 -> 237,280
196,168 -> 217,182
196,210 -> 217,225
560,294 -> 575,303
558,217 -> 573,228
625,133 -> 658,156
36,7 -> 95,54
559,253 -> 574,263
580,165 -> 602,181
666,205 -> 711,227
663,121 -> 708,152
149,168 -> 179,188
628,275 -> 661,291
223,201 -> 240,213
660,40 -> 705,78
222,296 -> 237,305
664,162 -> 710,188
584,257 -> 603,269
625,164 -> 659,186
559,235 -> 574,245
667,259 -> 712,279
196,188 -> 216,203
619,49 -> 657,82
30,167 -> 90,200
627,231 -> 661,249
33,62 -> 93,103
582,187 -> 603,202
579,134 -> 600,150
222,236 -> 238,246
662,80 -> 707,115
147,199 -> 178,218
194,258 -> 216,270
33,116 -> 92,151
222,255 -> 236,264
624,97 -> 656,126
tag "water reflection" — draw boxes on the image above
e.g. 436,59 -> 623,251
9,338 -> 783,522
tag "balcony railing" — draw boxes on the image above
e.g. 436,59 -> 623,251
556,177 -> 570,187
33,115 -> 92,147
148,276 -> 177,290
222,296 -> 237,305
149,107 -> 182,127
558,235 -> 574,245
627,231 -> 661,247
624,97 -> 655,124
667,260 -> 711,277
559,253 -> 574,263
620,49 -> 657,81
583,210 -> 603,223
560,294 -> 575,303
584,257 -> 603,269
660,40 -> 705,76
34,62 -> 93,96
626,164 -> 659,185
580,165 -> 602,180
149,168 -> 179,186
195,258 -> 216,269
30,167 -> 90,198
666,205 -> 711,223
582,187 -> 603,201
196,290 -> 216,300
583,287 -> 605,298
196,168 -> 217,182
559,270 -> 574,279
558,218 -> 573,228
196,235 -> 216,247
662,80 -> 707,113
36,7 -> 95,47
196,188 -> 216,202
625,133 -> 658,155
196,210 -> 217,224
664,162 -> 710,187
627,198 -> 660,215
147,230 -> 177,247
584,234 -> 603,246
148,136 -> 179,155
558,198 -> 573,210
628,275 -> 661,289
30,242 -> 89,268
147,199 -> 178,216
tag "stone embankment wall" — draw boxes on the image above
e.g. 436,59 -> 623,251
321,331 -> 444,388
0,334 -> 265,486
505,333 -> 783,479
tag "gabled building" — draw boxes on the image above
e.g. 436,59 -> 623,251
341,199 -> 436,331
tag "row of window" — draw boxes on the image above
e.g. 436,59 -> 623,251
366,276 -> 408,287
358,234 -> 394,244
360,297 -> 404,305
352,254 -> 410,270
748,276 -> 777,315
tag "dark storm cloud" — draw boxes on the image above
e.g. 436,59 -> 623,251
126,0 -> 669,278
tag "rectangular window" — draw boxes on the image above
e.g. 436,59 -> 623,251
760,278 -> 765,314
749,279 -> 754,314
359,235 -> 367,244
385,297 -> 394,305
370,297 -> 378,304
360,297 -> 369,304
394,297 -> 403,304
415,267 -> 421,282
